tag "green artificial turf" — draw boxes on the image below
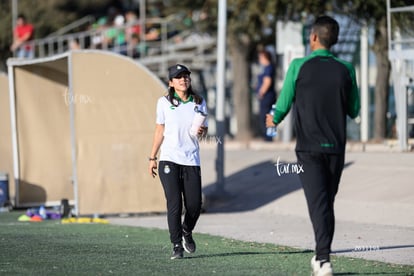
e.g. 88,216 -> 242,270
0,211 -> 413,275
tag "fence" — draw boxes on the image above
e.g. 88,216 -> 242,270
17,17 -> 216,78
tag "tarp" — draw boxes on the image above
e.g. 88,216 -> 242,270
15,60 -> 72,206
0,73 -> 14,201
7,50 -> 166,215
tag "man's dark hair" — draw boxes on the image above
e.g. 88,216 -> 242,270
17,14 -> 27,21
312,16 -> 339,49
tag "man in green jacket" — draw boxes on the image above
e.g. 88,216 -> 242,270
267,15 -> 360,276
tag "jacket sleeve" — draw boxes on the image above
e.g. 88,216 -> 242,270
347,65 -> 360,119
273,59 -> 298,124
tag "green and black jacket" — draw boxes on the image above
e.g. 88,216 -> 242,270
273,49 -> 360,153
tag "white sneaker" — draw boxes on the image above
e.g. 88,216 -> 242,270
311,256 -> 333,276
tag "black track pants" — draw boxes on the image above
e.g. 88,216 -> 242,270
158,161 -> 202,244
296,151 -> 345,261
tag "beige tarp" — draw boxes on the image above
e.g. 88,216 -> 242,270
0,73 -> 14,201
15,61 -> 72,206
7,50 -> 166,215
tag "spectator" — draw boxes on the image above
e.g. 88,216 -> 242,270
10,14 -> 35,58
125,10 -> 144,57
144,23 -> 161,41
256,49 -> 277,141
69,38 -> 81,50
125,10 -> 141,39
127,34 -> 148,58
103,14 -> 127,54
90,16 -> 107,49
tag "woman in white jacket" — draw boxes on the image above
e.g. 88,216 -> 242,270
148,64 -> 208,259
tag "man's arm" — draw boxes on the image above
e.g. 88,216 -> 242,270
258,76 -> 272,99
148,124 -> 164,178
347,65 -> 360,119
272,59 -> 298,124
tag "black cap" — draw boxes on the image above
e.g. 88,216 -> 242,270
168,64 -> 191,79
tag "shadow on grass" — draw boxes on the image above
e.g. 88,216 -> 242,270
335,273 -> 409,275
185,249 -> 313,259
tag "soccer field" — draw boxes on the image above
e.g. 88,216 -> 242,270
0,212 -> 412,275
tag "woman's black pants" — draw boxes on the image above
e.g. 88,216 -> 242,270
159,161 -> 202,244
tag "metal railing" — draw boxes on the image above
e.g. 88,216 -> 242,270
16,17 -> 217,78
46,15 -> 96,37
387,0 -> 414,150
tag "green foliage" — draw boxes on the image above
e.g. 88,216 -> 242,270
0,1 -> 14,70
163,0 -> 346,60
333,0 -> 386,22
334,0 -> 413,36
0,1 -> 13,50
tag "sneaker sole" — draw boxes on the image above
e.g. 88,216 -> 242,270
182,238 -> 196,254
311,256 -> 333,276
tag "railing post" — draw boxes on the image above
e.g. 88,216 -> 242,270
161,19 -> 168,77
48,39 -> 53,56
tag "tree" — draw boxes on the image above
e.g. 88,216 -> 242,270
372,15 -> 390,140
165,0 -> 332,142
1,0 -> 396,141
225,0 -> 278,142
169,0 -> 398,142
333,1 -> 390,141
165,0 -> 280,142
0,1 -> 14,71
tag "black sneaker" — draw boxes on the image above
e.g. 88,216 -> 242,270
170,243 -> 184,260
182,231 -> 196,254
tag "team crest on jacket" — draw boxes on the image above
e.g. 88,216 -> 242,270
169,98 -> 179,109
164,165 -> 171,174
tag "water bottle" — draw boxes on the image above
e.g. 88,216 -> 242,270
266,105 -> 277,137
190,106 -> 208,137
39,205 -> 47,220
